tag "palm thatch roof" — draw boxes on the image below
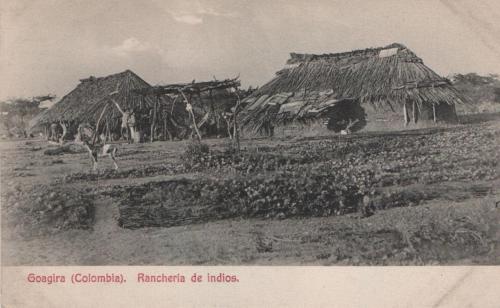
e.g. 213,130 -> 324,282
30,70 -> 156,128
241,43 -> 471,132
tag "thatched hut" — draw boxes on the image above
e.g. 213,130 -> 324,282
30,70 -> 157,142
241,43 -> 470,134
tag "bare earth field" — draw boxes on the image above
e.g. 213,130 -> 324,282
1,117 -> 499,265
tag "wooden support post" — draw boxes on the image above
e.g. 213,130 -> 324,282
59,121 -> 67,144
164,115 -> 172,141
233,88 -> 241,153
209,90 -> 217,135
92,104 -> 108,145
226,116 -> 233,139
412,100 -> 416,124
179,90 -> 202,141
403,102 -> 408,126
433,103 -> 437,123
233,117 -> 239,151
106,118 -> 110,141
453,104 -> 459,124
162,113 -> 166,140
151,98 -> 158,143
216,114 -> 221,138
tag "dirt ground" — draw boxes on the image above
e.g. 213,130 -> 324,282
1,117 -> 499,265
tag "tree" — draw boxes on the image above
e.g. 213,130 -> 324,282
450,73 -> 500,104
451,73 -> 498,86
0,95 -> 55,137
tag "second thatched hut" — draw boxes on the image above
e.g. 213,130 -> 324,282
241,43 -> 470,135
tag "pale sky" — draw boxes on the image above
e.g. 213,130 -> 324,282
1,0 -> 500,103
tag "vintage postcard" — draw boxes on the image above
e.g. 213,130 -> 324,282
1,0 -> 499,307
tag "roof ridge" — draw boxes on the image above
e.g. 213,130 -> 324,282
79,69 -> 136,83
287,43 -> 408,64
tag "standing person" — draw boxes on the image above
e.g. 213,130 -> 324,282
268,120 -> 275,137
50,122 -> 59,142
262,114 -> 274,137
77,122 -> 93,143
59,121 -> 68,144
127,109 -> 136,143
122,109 -> 131,142
111,100 -> 132,143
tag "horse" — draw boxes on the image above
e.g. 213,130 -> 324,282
76,117 -> 119,171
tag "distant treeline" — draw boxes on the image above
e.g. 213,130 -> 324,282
450,73 -> 500,104
0,95 -> 55,138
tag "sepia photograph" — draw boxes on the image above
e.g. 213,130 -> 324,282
1,0 -> 499,270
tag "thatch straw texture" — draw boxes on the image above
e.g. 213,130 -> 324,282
241,43 -> 470,132
31,70 -> 156,128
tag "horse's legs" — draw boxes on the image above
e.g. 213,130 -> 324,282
91,151 -> 98,171
88,152 -> 94,169
84,144 -> 97,171
110,148 -> 118,170
87,151 -> 97,171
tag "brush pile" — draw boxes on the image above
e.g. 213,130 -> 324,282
117,168 -> 371,229
2,184 -> 95,237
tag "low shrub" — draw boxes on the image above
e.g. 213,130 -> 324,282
182,141 -> 211,170
2,184 -> 95,237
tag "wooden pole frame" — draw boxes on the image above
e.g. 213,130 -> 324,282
233,87 -> 242,153
433,103 -> 437,123
59,121 -> 67,144
92,103 -> 109,145
208,90 -> 220,137
178,90 -> 202,141
134,77 -> 241,142
106,117 -> 110,141
163,111 -> 172,141
412,100 -> 417,124
403,102 -> 409,126
151,96 -> 158,143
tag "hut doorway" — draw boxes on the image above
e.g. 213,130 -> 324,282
434,102 -> 458,123
326,99 -> 367,133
